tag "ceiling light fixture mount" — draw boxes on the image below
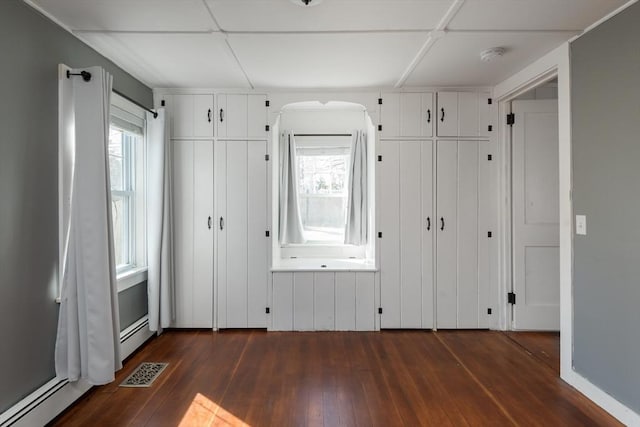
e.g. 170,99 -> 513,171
480,47 -> 507,62
290,0 -> 323,7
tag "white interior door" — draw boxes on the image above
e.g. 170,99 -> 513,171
512,99 -> 560,330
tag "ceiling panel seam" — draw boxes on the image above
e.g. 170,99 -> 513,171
394,0 -> 466,88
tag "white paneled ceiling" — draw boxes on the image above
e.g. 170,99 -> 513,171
28,0 -> 627,89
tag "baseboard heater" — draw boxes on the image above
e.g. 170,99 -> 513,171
0,316 -> 153,427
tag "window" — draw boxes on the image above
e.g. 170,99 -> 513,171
109,102 -> 146,274
296,143 -> 350,243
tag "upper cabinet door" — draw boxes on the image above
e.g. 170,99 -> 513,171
381,92 -> 434,138
436,92 -> 459,137
437,92 -> 491,138
193,95 -> 214,138
217,94 -> 268,140
171,94 -> 213,139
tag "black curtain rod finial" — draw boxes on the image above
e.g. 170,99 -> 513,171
66,70 -> 92,82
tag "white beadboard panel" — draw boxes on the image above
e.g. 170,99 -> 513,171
247,140 -> 268,327
293,272 -> 314,330
192,141 -> 214,327
215,141 -> 228,328
421,141 -> 435,329
457,141 -> 480,328
247,94 -> 268,140
272,273 -> 293,331
335,273 -> 357,331
478,141 -> 493,328
314,273 -> 335,330
226,141 -> 249,327
355,273 -> 376,331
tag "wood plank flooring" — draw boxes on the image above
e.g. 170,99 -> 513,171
49,330 -> 620,427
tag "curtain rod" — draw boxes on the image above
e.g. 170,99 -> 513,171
66,70 -> 158,119
294,133 -> 352,137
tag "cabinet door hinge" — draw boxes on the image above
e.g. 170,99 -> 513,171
507,113 -> 515,126
378,307 -> 383,314
488,154 -> 493,161
508,292 -> 516,305
487,308 -> 492,315
488,231 -> 493,238
378,124 -> 383,131
161,99 -> 166,107
488,125 -> 493,132
265,230 -> 270,237
265,154 -> 270,161
378,98 -> 383,105
265,125 -> 270,132
266,307 -> 270,314
488,98 -> 493,105
377,232 -> 382,238
265,100 -> 270,107
377,155 -> 382,162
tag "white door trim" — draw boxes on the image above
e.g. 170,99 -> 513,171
494,42 -> 640,425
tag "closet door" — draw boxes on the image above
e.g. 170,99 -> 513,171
436,92 -> 458,137
193,95 -> 214,138
379,140 -> 431,328
436,140 -> 483,329
216,140 -> 268,328
421,141 -> 435,328
421,93 -> 434,138
247,94 -> 267,139
171,95 -> 214,139
172,140 -> 213,328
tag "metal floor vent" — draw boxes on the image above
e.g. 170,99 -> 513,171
120,362 -> 168,387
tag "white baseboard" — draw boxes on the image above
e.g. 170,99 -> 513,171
563,370 -> 640,426
0,316 -> 154,427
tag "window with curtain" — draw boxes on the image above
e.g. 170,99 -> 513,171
296,141 -> 350,243
109,106 -> 146,273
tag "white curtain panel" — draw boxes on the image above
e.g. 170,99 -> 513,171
345,130 -> 368,245
279,130 -> 306,244
146,108 -> 175,333
55,67 -> 122,385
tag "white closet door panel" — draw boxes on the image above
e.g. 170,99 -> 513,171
335,273 -> 356,330
293,273 -> 314,330
272,273 -> 293,331
215,141 -> 228,328
247,141 -> 268,327
436,141 -> 458,328
314,273 -> 335,330
477,141 -> 493,328
437,92 -> 458,137
400,93 -> 422,137
247,94 -> 267,139
456,141 -> 479,328
421,141 -> 435,329
399,141 -> 422,328
226,141 -> 249,327
172,141 -> 194,326
421,93 -> 434,137
458,92 -> 479,137
381,93 -> 400,138
172,95 -> 194,139
379,141 -> 401,328
216,94 -> 227,138
226,94 -> 248,139
355,273 -> 375,331
192,141 -> 214,327
193,95 -> 214,138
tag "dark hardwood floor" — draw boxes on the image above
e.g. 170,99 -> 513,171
50,330 -> 620,426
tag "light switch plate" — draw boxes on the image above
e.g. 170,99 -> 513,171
576,215 -> 587,235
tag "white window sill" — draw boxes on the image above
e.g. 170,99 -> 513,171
117,266 -> 148,292
271,258 -> 377,272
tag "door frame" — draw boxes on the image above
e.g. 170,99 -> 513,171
493,45 -> 570,373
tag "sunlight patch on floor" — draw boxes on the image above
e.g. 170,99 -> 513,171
179,393 -> 251,427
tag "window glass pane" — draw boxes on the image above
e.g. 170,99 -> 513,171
297,150 -> 349,243
109,128 -> 124,191
111,194 -> 126,267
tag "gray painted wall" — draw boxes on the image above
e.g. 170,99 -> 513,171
571,2 -> 640,414
0,0 -> 152,413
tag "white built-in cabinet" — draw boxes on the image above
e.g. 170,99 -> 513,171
217,94 -> 268,139
379,140 -> 434,329
436,92 -> 491,138
172,140 -> 214,328
170,94 -> 214,139
215,140 -> 269,328
380,92 -> 434,138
